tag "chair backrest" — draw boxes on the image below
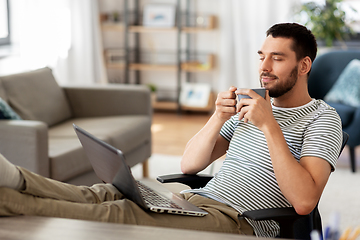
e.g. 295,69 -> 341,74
308,50 -> 360,99
341,131 -> 350,152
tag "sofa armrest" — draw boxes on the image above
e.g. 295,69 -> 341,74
0,120 -> 49,177
62,84 -> 152,118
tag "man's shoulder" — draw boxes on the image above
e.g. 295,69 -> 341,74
308,100 -> 342,129
311,99 -> 340,117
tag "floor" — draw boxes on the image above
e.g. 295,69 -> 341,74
151,111 -> 211,156
137,111 -> 360,235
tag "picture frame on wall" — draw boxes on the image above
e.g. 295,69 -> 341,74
143,4 -> 176,28
180,83 -> 211,108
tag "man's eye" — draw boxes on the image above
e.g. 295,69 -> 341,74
273,58 -> 283,61
259,56 -> 265,61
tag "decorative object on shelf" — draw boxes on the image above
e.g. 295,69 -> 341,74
147,83 -> 158,105
104,49 -> 126,64
294,0 -> 357,47
181,54 -> 214,72
111,11 -> 120,22
180,83 -> 211,108
182,14 -> 216,30
196,16 -> 205,27
99,12 -> 121,23
143,4 -> 176,28
99,13 -> 108,23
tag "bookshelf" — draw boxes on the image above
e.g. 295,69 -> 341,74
99,0 -> 217,112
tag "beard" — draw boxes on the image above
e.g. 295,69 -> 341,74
260,65 -> 298,98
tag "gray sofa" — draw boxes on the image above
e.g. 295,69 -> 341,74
0,67 -> 152,185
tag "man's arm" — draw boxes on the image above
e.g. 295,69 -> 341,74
263,122 -> 332,215
181,87 -> 237,175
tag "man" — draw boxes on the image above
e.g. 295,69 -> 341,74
0,23 -> 342,237
180,22 -> 342,236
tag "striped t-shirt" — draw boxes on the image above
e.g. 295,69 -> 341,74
184,99 -> 342,237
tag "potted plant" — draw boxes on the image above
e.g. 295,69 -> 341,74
147,84 -> 157,105
294,0 -> 357,47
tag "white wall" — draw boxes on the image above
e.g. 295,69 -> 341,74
2,0 -> 328,92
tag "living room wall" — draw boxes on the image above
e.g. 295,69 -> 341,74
4,0 -> 350,93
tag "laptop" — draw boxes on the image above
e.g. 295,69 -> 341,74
73,124 -> 208,217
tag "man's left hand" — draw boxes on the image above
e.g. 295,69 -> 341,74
235,89 -> 274,131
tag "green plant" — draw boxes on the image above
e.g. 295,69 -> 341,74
295,0 -> 357,47
147,84 -> 157,92
112,11 -> 120,22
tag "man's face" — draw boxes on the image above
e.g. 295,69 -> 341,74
258,36 -> 299,98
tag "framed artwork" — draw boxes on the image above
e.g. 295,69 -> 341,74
180,83 -> 211,108
143,4 -> 176,28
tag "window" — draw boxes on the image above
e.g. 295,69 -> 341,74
0,0 -> 10,46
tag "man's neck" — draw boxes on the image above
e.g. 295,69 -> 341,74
272,89 -> 312,108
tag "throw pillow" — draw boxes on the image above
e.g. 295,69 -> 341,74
0,97 -> 22,120
324,59 -> 360,107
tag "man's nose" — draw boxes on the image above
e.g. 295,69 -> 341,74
260,58 -> 272,72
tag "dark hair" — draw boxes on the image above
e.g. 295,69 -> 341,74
266,23 -> 317,63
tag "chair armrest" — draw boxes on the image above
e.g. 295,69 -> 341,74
0,120 -> 49,177
243,207 -> 313,239
242,207 -> 304,221
157,174 -> 213,189
62,84 -> 152,118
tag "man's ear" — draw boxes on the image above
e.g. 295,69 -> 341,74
299,56 -> 312,76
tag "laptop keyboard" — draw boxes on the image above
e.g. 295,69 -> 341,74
136,181 -> 183,209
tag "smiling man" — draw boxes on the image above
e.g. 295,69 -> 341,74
181,23 -> 342,236
0,23 -> 342,238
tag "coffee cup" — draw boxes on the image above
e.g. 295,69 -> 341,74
237,88 -> 266,101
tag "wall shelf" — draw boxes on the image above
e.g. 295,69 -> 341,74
107,62 -> 126,69
101,22 -> 125,31
99,0 -> 217,112
129,26 -> 177,33
129,63 -> 177,71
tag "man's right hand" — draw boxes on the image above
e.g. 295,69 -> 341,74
214,86 -> 237,122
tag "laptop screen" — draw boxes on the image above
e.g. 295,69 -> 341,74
73,124 -> 147,208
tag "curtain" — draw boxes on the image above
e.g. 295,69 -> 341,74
55,0 -> 107,84
2,0 -> 106,84
217,0 -> 297,92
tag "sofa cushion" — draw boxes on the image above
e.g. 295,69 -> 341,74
326,102 -> 356,128
49,115 -> 151,154
324,59 -> 360,107
48,115 -> 151,181
49,137 -> 109,182
0,97 -> 22,120
0,67 -> 72,126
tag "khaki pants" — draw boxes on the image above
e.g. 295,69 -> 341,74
0,168 -> 253,235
